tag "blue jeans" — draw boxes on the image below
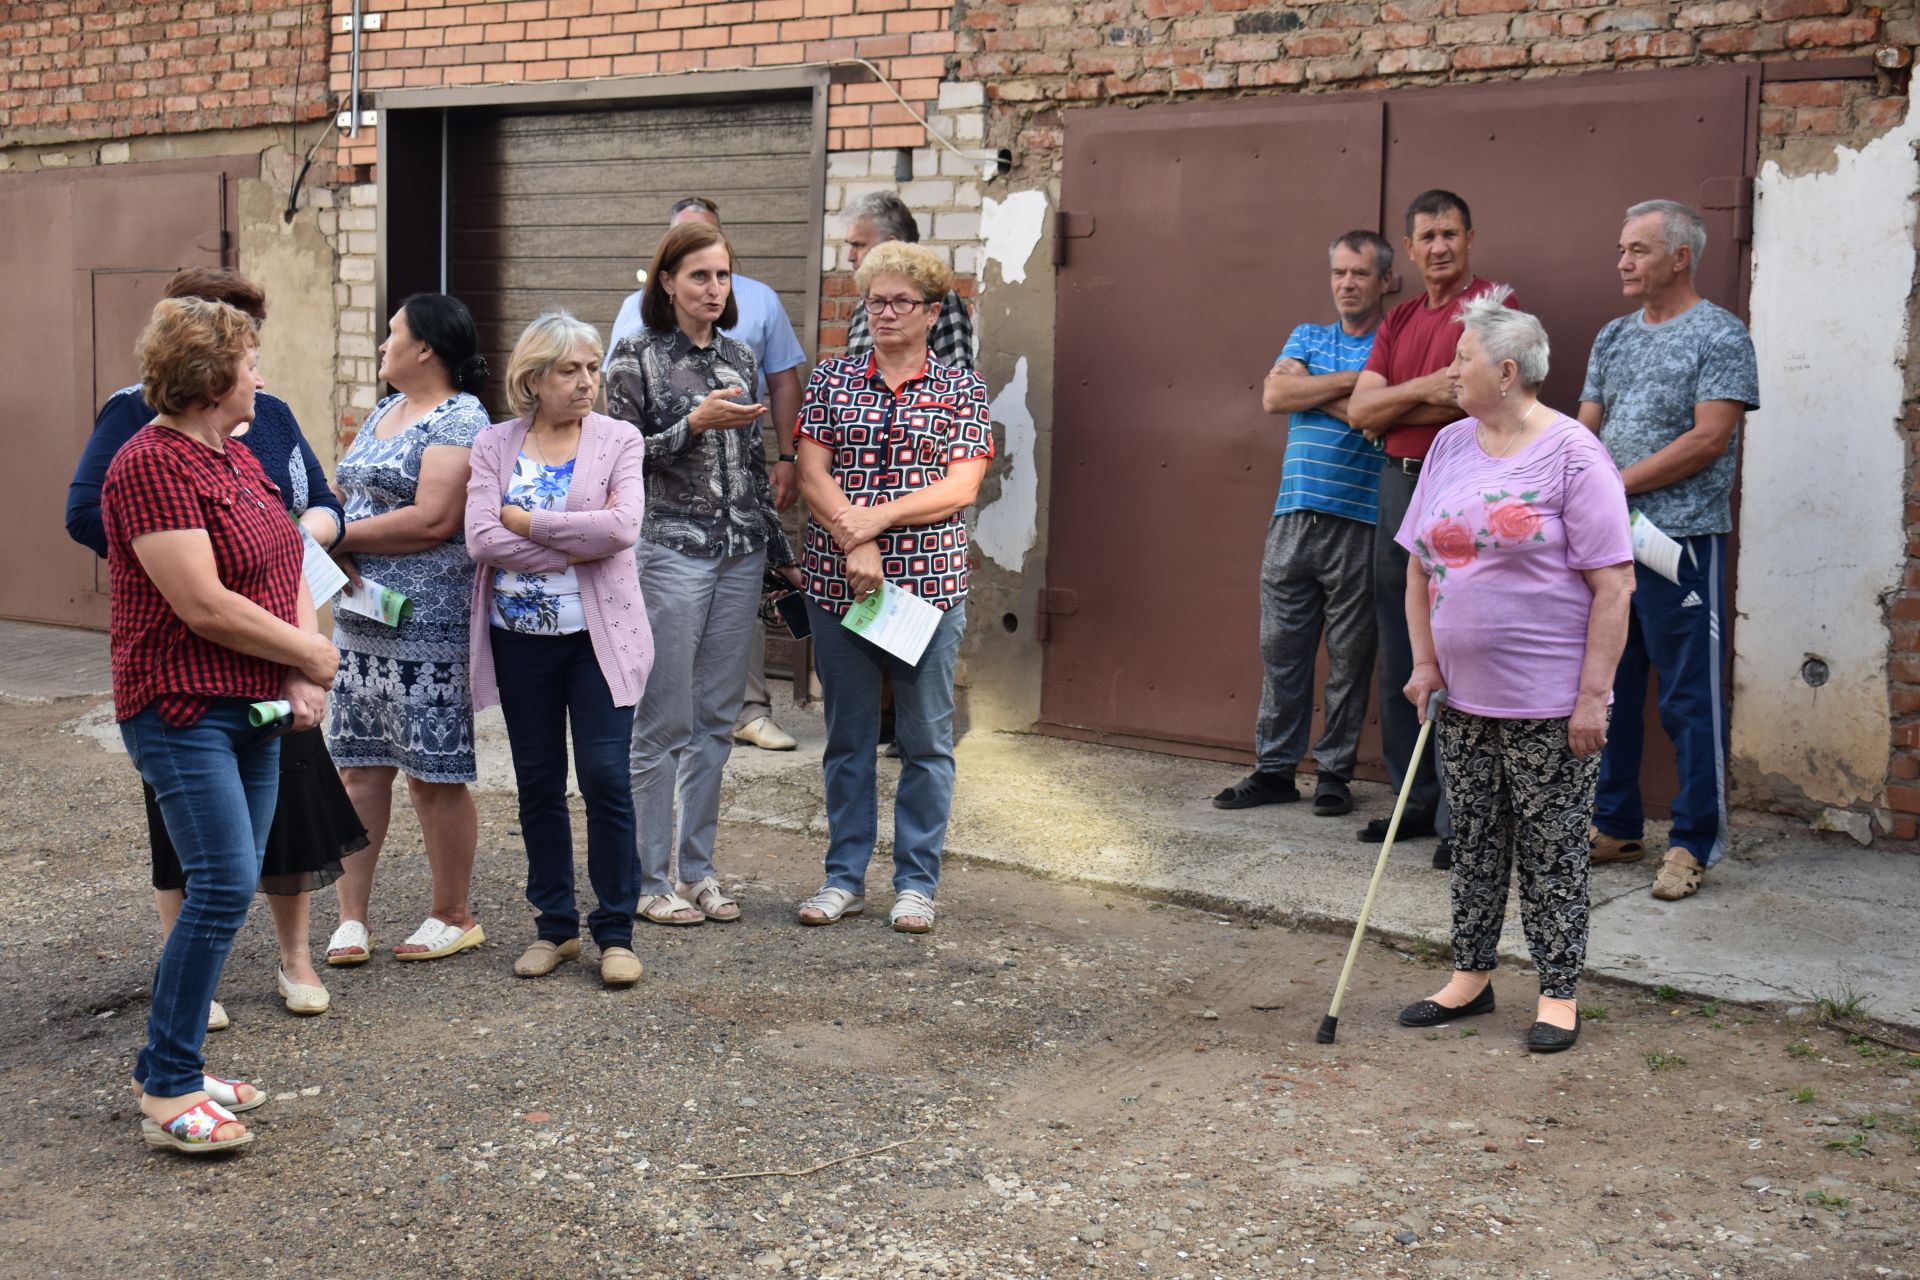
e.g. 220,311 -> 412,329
493,628 -> 640,947
120,700 -> 279,1097
809,597 -> 966,898
1595,535 -> 1730,868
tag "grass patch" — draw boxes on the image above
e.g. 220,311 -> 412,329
1579,1005 -> 1610,1021
1691,1000 -> 1721,1018
1786,1040 -> 1817,1061
1849,1035 -> 1889,1062
1805,1190 -> 1850,1210
1814,985 -> 1873,1022
1653,984 -> 1680,1001
1459,1027 -> 1479,1039
1646,1050 -> 1687,1072
1826,1132 -> 1869,1155
1788,1087 -> 1816,1104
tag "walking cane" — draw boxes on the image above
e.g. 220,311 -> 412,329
1316,688 -> 1447,1045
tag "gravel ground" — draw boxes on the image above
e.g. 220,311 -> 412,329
2,698 -> 1917,1280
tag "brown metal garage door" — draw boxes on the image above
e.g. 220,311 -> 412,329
1042,65 -> 1758,809
4,159 -> 248,630
444,96 -> 818,416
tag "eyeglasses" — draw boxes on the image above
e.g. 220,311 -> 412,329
862,295 -> 931,316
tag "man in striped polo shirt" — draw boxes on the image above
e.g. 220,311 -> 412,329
1214,231 -> 1392,817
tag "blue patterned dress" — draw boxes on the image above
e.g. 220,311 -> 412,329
328,392 -> 489,782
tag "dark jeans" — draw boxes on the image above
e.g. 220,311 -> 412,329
1595,536 -> 1730,868
120,700 -> 279,1096
492,628 -> 640,949
1374,462 -> 1451,835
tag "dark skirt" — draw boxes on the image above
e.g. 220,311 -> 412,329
147,726 -> 367,895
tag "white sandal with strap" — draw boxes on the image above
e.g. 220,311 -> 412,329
638,893 -> 705,926
392,916 -> 485,960
325,920 -> 372,967
890,889 -> 936,934
797,886 -> 864,925
678,876 -> 741,922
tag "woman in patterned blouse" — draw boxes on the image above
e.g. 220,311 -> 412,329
104,298 -> 337,1153
605,221 -> 799,927
792,241 -> 994,934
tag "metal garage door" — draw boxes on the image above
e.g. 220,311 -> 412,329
1042,65 -> 1759,810
446,96 -> 818,416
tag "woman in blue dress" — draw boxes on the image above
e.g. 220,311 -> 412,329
325,294 -> 492,966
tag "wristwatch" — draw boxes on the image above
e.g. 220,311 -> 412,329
777,452 -> 798,463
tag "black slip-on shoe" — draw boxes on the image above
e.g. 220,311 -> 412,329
1357,813 -> 1438,843
1311,776 -> 1353,816
1526,1014 -> 1582,1053
1212,772 -> 1300,810
1431,839 -> 1454,871
1397,982 -> 1496,1027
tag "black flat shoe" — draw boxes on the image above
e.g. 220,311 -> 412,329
1312,776 -> 1353,816
1358,813 -> 1437,842
1431,838 -> 1454,871
1397,982 -> 1495,1027
1525,1013 -> 1581,1053
1212,772 -> 1299,810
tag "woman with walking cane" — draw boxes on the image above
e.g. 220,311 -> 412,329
1394,288 -> 1633,1053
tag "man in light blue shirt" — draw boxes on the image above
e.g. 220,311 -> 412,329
609,196 -> 810,750
1213,231 -> 1391,822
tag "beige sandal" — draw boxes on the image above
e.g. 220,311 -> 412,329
1650,848 -> 1705,900
638,893 -> 704,926
678,876 -> 740,923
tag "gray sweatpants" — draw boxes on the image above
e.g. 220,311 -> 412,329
1254,510 -> 1376,780
629,539 -> 765,897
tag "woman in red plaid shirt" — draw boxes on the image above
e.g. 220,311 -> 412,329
104,298 -> 339,1155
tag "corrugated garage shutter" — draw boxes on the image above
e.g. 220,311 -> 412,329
448,95 -> 816,416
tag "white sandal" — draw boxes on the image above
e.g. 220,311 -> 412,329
638,893 -> 705,926
392,916 -> 486,961
890,890 -> 935,934
797,886 -> 864,926
325,920 -> 372,967
678,876 -> 741,923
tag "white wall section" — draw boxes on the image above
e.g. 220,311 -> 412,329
974,356 -> 1036,571
981,189 -> 1047,286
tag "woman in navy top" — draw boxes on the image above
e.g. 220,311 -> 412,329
66,268 -> 364,1024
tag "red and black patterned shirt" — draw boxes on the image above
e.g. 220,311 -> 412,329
103,423 -> 303,725
796,351 -> 994,616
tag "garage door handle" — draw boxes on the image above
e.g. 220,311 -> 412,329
1051,212 -> 1096,266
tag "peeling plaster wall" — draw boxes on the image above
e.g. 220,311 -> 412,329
1735,96 -> 1920,818
238,174 -> 339,475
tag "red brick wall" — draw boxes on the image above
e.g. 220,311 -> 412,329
326,0 -> 958,173
950,0 -> 1904,162
0,0 -> 333,145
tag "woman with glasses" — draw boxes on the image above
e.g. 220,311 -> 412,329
792,241 -> 993,934
605,220 -> 798,927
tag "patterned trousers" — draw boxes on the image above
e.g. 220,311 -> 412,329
1436,707 -> 1605,999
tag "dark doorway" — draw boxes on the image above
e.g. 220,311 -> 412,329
1042,65 -> 1758,811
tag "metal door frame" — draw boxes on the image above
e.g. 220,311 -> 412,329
375,68 -> 832,378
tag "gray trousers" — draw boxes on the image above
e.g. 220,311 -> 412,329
629,539 -> 765,897
1375,463 -> 1451,834
1254,511 -> 1377,779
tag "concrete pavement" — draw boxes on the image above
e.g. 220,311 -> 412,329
10,616 -> 1915,1026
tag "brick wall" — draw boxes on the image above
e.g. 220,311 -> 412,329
0,0 -> 333,146
325,0 -> 958,176
950,0 -> 1906,167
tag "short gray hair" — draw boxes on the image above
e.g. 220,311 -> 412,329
1328,229 -> 1392,275
845,191 -> 920,244
1625,199 -> 1707,270
1457,284 -> 1549,390
504,310 -> 604,417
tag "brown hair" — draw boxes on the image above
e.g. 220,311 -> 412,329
641,222 -> 739,333
163,267 -> 268,324
137,297 -> 257,416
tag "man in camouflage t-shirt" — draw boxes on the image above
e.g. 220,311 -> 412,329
1579,200 -> 1759,902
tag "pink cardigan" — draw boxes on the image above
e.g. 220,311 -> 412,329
466,411 -> 654,710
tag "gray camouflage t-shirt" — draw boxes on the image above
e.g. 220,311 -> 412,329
1580,300 -> 1758,538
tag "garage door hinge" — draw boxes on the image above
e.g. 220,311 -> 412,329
1699,176 -> 1755,245
1050,212 -> 1095,266
1035,587 -> 1080,643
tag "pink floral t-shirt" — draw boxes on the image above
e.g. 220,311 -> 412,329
1394,415 -> 1632,719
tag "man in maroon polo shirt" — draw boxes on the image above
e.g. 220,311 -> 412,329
1349,189 -> 1517,868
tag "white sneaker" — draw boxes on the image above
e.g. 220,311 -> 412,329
206,1000 -> 229,1032
734,715 -> 797,751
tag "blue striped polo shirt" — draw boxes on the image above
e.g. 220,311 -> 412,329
1273,322 -> 1383,524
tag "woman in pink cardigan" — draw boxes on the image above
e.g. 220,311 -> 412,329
466,312 -> 654,987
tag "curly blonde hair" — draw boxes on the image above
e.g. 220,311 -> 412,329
137,297 -> 257,416
854,240 -> 951,303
